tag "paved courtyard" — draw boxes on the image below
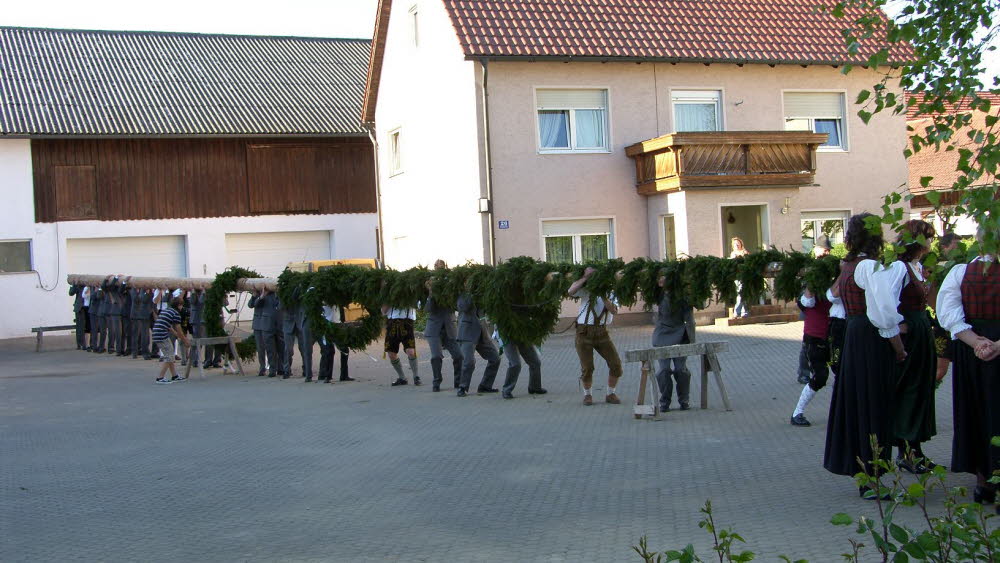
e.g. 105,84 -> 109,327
0,322 -> 970,562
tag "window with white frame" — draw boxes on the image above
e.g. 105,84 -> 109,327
408,5 -> 419,47
784,92 -> 847,150
536,89 -> 609,152
542,219 -> 613,264
801,210 -> 849,251
389,129 -> 402,175
0,240 -> 32,273
672,90 -> 722,132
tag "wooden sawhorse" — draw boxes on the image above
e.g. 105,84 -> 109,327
184,336 -> 246,379
624,341 -> 731,419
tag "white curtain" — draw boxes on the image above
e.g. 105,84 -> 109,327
538,110 -> 569,148
574,109 -> 605,148
675,103 -> 718,132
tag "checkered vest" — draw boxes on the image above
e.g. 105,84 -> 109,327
838,259 -> 867,317
960,261 -> 1000,320
898,262 -> 928,313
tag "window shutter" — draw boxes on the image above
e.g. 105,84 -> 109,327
672,90 -> 720,102
784,92 -> 844,118
542,218 -> 611,236
537,89 -> 607,110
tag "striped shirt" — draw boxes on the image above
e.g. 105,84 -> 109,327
152,307 -> 182,342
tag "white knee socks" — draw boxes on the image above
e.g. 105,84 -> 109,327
793,385 -> 816,417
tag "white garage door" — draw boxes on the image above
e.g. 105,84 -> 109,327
67,236 -> 187,277
224,231 -> 331,277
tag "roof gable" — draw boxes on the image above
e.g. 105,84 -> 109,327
1,27 -> 372,137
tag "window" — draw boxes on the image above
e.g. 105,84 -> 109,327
801,210 -> 849,251
409,5 -> 419,47
542,219 -> 613,263
784,92 -> 847,150
672,90 -> 722,132
389,129 -> 402,175
0,240 -> 32,273
536,89 -> 609,152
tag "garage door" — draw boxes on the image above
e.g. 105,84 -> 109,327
224,231 -> 331,277
67,236 -> 187,277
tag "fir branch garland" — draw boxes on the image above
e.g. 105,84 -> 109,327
204,266 -> 262,338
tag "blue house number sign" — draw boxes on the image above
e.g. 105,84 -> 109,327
498,220 -> 509,230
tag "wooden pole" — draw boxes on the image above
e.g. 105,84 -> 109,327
67,274 -> 278,291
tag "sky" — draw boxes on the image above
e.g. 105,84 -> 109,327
2,0 -> 996,86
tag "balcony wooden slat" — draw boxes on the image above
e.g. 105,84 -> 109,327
625,131 -> 827,195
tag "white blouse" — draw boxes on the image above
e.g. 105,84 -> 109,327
386,307 -> 416,320
936,256 -> 995,339
854,259 -> 905,338
825,288 -> 845,320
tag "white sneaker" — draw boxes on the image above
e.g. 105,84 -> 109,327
170,375 -> 186,382
155,377 -> 172,384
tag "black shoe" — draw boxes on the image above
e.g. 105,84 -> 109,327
527,388 -> 548,395
391,378 -> 408,387
896,457 -> 929,475
477,387 -> 499,393
797,374 -> 811,384
659,404 -> 670,412
502,391 -> 514,399
258,372 -> 266,377
324,378 -> 333,384
282,374 -> 290,380
974,486 -> 997,504
340,376 -> 356,382
457,387 -> 468,397
679,402 -> 690,411
305,377 -> 313,383
432,384 -> 441,392
790,414 -> 811,427
267,373 -> 276,378
859,486 -> 892,501
414,377 -> 422,386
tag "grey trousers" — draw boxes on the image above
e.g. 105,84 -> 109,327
88,311 -> 99,349
255,329 -> 278,375
120,316 -> 131,354
655,357 -> 691,408
75,309 -> 87,348
131,318 -> 151,358
502,339 -> 542,394
426,328 -> 463,385
107,314 -> 121,352
283,326 -> 313,379
96,314 -> 108,351
459,332 -> 501,391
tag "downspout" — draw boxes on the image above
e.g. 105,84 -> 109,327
479,58 -> 497,266
365,124 -> 386,267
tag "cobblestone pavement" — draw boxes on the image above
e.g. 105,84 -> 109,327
0,322 -> 969,562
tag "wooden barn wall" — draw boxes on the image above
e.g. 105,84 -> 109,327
31,137 -> 376,223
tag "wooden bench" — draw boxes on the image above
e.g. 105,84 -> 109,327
624,341 -> 731,419
31,325 -> 77,352
183,336 -> 246,379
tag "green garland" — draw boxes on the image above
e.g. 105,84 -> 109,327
301,265 -> 384,352
205,266 -> 262,338
482,257 -> 562,346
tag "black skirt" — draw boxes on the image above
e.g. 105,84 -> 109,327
893,310 -> 938,444
950,320 -> 1000,476
824,315 -> 897,476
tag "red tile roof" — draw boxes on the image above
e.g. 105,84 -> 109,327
907,108 -> 998,200
905,91 -> 1000,120
441,0 -> 911,63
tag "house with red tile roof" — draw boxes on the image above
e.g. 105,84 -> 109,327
906,92 -> 997,236
364,0 -> 910,292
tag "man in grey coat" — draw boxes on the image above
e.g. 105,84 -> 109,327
105,277 -> 124,355
424,260 -> 463,392
130,286 -> 153,360
249,289 -> 279,377
280,286 -> 313,382
456,293 -> 501,397
91,282 -> 107,353
652,274 -> 696,412
69,283 -> 87,350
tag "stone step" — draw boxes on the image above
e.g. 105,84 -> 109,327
727,304 -> 792,317
715,313 -> 801,327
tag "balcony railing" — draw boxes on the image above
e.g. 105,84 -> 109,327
624,131 -> 829,195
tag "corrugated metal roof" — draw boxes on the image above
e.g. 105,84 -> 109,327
1,27 -> 371,137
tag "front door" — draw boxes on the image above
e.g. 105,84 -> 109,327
721,205 -> 766,253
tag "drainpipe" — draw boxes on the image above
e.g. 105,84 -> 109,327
365,124 -> 386,267
479,58 -> 497,266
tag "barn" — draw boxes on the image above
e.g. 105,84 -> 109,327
0,27 -> 379,338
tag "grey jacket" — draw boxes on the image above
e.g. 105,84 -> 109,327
190,291 -> 205,325
652,293 -> 696,347
249,293 -> 278,332
456,294 -> 487,342
130,288 -> 153,320
279,287 -> 308,332
424,296 -> 458,340
69,284 -> 84,312
92,287 -> 106,316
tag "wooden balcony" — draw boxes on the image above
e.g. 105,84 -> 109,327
624,131 -> 828,195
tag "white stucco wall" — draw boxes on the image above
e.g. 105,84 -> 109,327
374,0 -> 487,270
0,139 -> 377,339
482,61 -> 907,260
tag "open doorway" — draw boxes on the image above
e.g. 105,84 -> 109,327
721,205 -> 768,253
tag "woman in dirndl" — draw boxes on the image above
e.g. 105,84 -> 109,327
824,213 -> 908,498
891,220 -> 939,473
936,226 -> 1000,510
